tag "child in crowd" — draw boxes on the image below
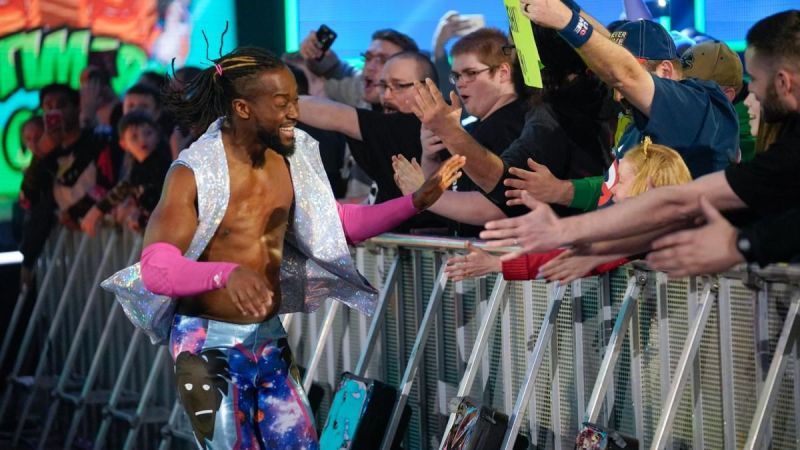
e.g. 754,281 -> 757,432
427,139 -> 693,282
80,112 -> 171,236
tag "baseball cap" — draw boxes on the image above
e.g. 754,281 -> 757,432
610,20 -> 678,61
681,40 -> 744,93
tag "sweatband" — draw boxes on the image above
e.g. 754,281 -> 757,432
559,10 -> 593,48
569,176 -> 604,212
502,248 -> 629,280
561,0 -> 581,14
140,242 -> 239,297
337,194 -> 419,244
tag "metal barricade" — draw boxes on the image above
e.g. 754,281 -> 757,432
6,229 -> 800,449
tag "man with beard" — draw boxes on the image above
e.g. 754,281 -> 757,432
478,10 -> 800,278
113,47 -> 463,449
299,51 -> 447,232
300,28 -> 418,110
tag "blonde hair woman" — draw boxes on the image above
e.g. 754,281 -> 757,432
442,138 -> 692,282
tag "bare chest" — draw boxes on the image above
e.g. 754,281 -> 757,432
217,155 -> 294,238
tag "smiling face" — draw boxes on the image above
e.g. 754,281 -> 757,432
232,67 -> 299,161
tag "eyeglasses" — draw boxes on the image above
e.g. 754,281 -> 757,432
361,52 -> 389,65
448,66 -> 495,85
376,81 -> 419,94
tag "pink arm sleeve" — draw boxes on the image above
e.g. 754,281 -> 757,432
336,194 -> 419,244
140,242 -> 239,297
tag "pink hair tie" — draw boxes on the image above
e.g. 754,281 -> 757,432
214,63 -> 223,76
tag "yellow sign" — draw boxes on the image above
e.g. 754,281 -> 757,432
504,0 -> 543,88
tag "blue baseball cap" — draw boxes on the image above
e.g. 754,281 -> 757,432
610,20 -> 679,61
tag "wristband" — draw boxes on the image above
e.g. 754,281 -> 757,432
558,10 -> 593,49
561,0 -> 581,15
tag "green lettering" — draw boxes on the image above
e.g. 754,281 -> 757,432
63,30 -> 92,88
20,28 -> 63,90
20,29 -> 91,90
113,44 -> 148,93
0,31 -> 38,100
2,108 -> 34,173
90,36 -> 119,52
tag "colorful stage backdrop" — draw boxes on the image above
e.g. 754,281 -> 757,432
0,0 -> 236,201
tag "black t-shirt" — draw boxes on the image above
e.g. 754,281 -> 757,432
487,102 -> 610,217
725,113 -> 800,218
740,206 -> 800,267
350,109 -> 447,232
96,142 -> 171,215
464,98 -> 529,164
455,97 -> 527,236
351,110 -> 421,202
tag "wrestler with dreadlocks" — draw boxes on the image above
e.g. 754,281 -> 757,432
138,46 -> 464,448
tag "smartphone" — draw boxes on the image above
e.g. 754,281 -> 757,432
44,110 -> 64,133
456,14 -> 485,36
315,24 -> 337,60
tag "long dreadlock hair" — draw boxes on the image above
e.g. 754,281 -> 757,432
164,46 -> 287,133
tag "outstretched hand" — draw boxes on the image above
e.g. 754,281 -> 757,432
411,79 -> 463,136
505,158 -> 572,207
480,191 -> 564,259
392,154 -> 425,195
432,12 -> 474,56
646,196 -> 744,277
444,242 -> 502,281
539,248 -> 603,283
411,154 -> 465,210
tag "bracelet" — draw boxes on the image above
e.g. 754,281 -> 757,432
736,229 -> 755,263
558,10 -> 594,49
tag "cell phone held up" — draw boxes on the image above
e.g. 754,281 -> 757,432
315,24 -> 337,61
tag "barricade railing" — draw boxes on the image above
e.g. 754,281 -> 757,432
4,228 -> 800,449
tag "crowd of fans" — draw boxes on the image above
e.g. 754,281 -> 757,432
14,1 -> 800,289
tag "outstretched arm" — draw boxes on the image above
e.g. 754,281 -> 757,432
393,153 -> 505,225
539,250 -> 630,283
299,96 -> 362,140
430,191 -> 506,226
481,172 -> 747,255
646,197 -> 745,277
338,155 -> 466,243
411,80 -> 506,191
521,0 -> 656,116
